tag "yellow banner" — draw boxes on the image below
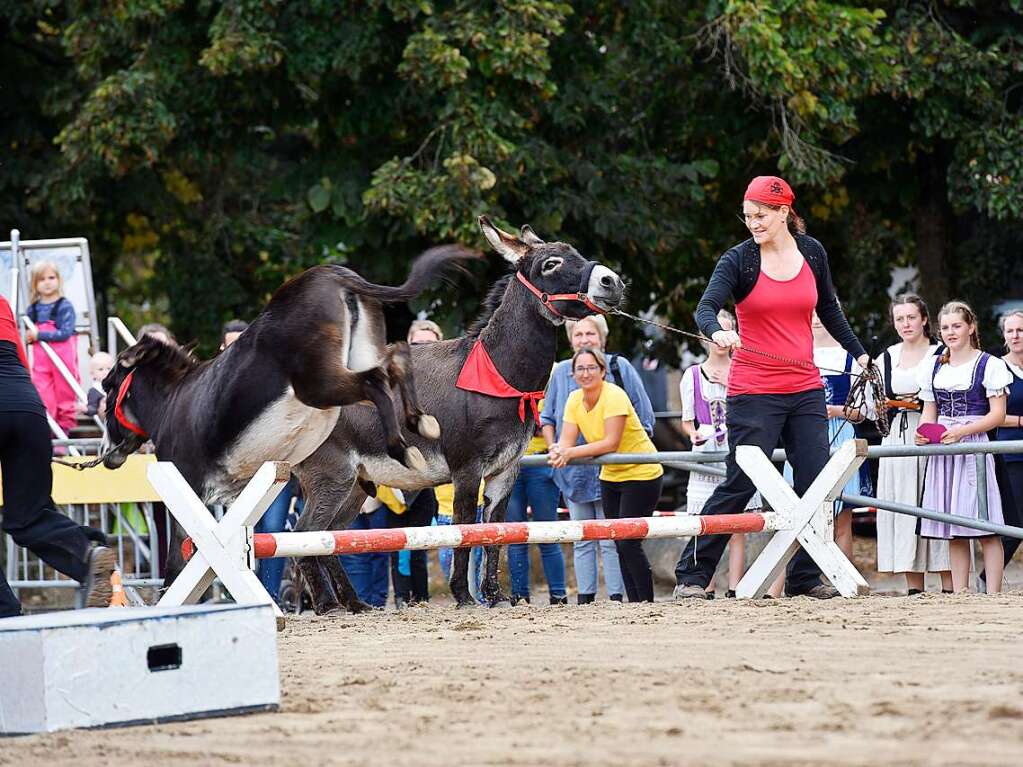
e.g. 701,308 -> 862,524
0,454 -> 162,505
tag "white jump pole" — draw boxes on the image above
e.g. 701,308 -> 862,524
244,513 -> 784,559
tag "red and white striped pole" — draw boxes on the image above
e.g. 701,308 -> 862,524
246,513 -> 780,559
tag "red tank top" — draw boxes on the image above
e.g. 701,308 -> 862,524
728,261 -> 823,396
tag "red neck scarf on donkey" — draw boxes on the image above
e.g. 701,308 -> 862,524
455,339 -> 543,426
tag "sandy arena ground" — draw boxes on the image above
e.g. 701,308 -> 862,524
4,591 -> 1023,766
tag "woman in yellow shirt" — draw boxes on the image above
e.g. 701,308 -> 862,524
549,348 -> 663,602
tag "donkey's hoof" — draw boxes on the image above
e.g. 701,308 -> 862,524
403,446 -> 428,473
346,599 -> 376,614
417,414 -> 441,440
313,601 -> 344,616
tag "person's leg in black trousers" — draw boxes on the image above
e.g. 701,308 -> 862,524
0,412 -> 100,617
600,483 -> 638,602
601,478 -> 661,602
997,460 -> 1022,565
387,490 -> 436,605
407,490 -> 436,602
779,388 -> 831,595
674,394 -> 787,590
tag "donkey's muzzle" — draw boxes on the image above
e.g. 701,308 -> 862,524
586,265 -> 625,310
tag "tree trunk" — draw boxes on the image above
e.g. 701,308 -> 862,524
915,145 -> 952,313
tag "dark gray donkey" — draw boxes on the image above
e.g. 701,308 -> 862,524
292,217 -> 626,613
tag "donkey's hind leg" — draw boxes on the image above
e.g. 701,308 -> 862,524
292,457 -> 371,615
361,366 -> 428,472
387,341 -> 440,440
318,477 -> 373,613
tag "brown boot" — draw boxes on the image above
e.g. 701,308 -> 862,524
79,546 -> 118,608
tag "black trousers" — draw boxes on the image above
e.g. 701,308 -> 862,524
387,489 -> 436,603
674,389 -> 829,594
0,411 -> 95,618
601,476 -> 662,603
998,460 -> 1023,564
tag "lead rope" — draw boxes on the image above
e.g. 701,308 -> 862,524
52,454 -> 109,471
608,307 -> 890,437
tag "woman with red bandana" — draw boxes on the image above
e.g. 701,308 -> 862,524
673,176 -> 870,600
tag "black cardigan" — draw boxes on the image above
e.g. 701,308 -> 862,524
695,234 -> 866,360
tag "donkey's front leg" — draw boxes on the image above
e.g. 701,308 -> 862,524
449,475 -> 486,608
479,464 -> 519,608
387,342 -> 440,440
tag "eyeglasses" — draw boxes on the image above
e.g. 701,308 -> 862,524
573,365 -> 601,375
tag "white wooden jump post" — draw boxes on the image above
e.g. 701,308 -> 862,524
149,461 -> 290,623
154,438 -> 869,609
733,438 -> 870,598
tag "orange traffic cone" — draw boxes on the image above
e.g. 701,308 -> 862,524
109,569 -> 128,608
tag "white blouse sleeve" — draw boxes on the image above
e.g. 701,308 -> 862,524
680,367 -> 696,421
983,356 -> 1013,397
916,357 -> 937,402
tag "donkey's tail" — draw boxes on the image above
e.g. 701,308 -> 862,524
330,245 -> 479,303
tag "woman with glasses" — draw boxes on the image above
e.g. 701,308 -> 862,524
673,175 -> 870,600
549,348 -> 663,602
540,315 -> 654,604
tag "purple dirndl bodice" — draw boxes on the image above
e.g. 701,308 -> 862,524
931,353 -> 991,418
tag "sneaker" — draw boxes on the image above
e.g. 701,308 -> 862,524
608,593 -> 624,603
673,584 -> 710,601
577,593 -> 596,605
549,595 -> 568,606
790,584 -> 840,600
79,546 -> 118,608
509,594 -> 530,606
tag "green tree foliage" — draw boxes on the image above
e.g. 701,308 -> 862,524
2,1 -> 1021,355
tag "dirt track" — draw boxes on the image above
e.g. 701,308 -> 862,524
5,593 -> 1023,766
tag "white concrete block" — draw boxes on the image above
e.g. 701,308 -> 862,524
0,603 -> 279,734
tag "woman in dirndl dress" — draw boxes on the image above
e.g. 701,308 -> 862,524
915,301 -> 1011,593
874,294 -> 951,594
679,310 -> 760,597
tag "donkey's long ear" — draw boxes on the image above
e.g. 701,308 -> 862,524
520,225 -> 544,247
118,337 -> 158,369
479,215 -> 528,264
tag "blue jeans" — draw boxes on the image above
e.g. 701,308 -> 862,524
506,465 -> 566,599
565,498 -> 625,597
437,509 -> 485,604
255,483 -> 293,603
338,508 -> 390,607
